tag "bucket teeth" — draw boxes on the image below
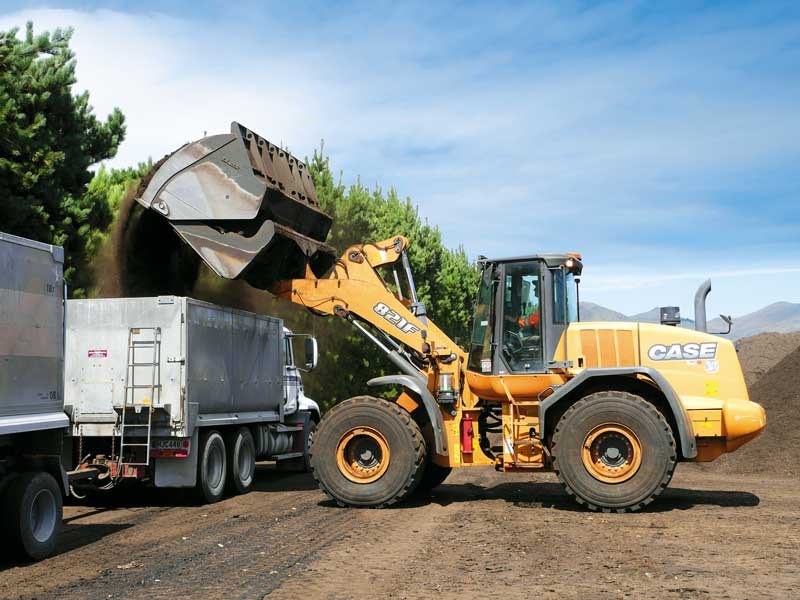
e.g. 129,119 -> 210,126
137,122 -> 336,289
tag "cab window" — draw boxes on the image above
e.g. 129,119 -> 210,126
501,261 -> 544,372
553,270 -> 579,324
284,337 -> 294,367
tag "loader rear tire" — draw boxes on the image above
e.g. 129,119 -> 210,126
552,391 -> 676,513
311,396 -> 425,508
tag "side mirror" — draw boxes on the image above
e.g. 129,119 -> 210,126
304,337 -> 318,371
717,314 -> 733,335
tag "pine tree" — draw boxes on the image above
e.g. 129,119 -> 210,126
0,22 -> 125,296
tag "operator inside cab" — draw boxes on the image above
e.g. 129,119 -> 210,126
502,263 -> 542,370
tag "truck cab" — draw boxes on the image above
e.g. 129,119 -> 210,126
282,327 -> 320,421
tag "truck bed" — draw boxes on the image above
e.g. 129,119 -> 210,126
0,232 -> 68,435
64,296 -> 285,438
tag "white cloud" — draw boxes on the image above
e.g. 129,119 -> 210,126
2,4 -> 798,316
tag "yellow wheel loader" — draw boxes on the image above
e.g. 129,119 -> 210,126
131,122 -> 766,512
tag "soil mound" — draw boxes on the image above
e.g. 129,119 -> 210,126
720,342 -> 800,476
736,331 -> 800,386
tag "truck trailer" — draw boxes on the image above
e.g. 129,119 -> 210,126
2,230 -> 322,561
0,232 -> 69,560
64,296 -> 321,503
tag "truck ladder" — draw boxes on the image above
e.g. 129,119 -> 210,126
118,327 -> 162,468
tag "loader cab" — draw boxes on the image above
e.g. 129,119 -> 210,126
468,254 -> 582,375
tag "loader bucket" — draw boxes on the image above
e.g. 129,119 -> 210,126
135,122 -> 336,290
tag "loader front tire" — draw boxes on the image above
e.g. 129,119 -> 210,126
311,396 -> 425,508
552,391 -> 676,513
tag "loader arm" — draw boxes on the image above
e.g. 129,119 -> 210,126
272,235 -> 463,361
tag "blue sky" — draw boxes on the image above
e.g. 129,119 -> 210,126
2,1 -> 799,317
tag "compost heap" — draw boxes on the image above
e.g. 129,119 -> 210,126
735,331 -> 800,386
721,340 -> 800,476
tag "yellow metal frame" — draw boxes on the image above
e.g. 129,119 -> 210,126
271,235 -> 764,471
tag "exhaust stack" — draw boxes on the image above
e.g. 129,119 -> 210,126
136,122 -> 336,290
694,279 -> 711,332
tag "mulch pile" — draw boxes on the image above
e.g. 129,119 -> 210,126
714,335 -> 800,476
736,331 -> 800,387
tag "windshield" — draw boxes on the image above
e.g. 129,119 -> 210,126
553,270 -> 579,324
468,269 -> 494,372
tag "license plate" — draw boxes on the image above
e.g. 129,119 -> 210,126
153,439 -> 185,450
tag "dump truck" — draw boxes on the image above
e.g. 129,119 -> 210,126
0,232 -> 69,560
64,297 -> 321,502
131,122 -> 766,512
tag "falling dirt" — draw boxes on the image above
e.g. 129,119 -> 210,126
93,157 -> 201,299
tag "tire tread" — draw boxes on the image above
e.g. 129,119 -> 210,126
311,396 -> 426,508
551,391 -> 677,513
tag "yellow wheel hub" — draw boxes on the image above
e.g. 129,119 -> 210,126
581,423 -> 642,483
336,427 -> 390,484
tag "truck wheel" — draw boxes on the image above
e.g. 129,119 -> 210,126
197,430 -> 227,503
311,396 -> 425,508
302,418 -> 317,472
3,472 -> 62,560
415,462 -> 452,494
552,391 -> 677,513
226,427 -> 256,494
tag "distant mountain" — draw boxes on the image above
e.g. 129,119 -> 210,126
579,301 -> 800,339
708,302 -> 800,339
579,302 -> 627,322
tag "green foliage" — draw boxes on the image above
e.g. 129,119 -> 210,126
0,22 -> 125,296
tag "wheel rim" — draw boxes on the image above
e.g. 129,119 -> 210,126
581,423 -> 642,483
307,426 -> 315,453
30,488 -> 58,543
238,439 -> 254,483
207,442 -> 224,489
336,426 -> 390,484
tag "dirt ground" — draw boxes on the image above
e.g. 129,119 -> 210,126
3,334 -> 799,599
1,464 -> 797,600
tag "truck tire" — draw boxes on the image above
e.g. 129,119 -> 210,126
3,471 -> 62,560
552,391 -> 677,513
196,430 -> 227,504
226,427 -> 256,495
303,418 -> 317,472
311,396 -> 425,508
